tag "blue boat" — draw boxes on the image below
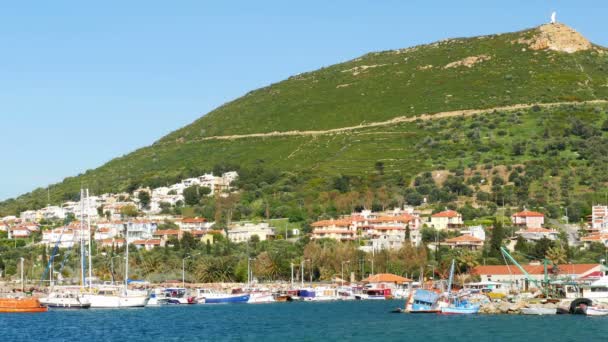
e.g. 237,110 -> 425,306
407,289 -> 441,313
440,260 -> 480,314
196,289 -> 250,304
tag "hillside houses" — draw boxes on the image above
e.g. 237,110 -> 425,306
515,227 -> 559,241
227,222 -> 275,243
429,210 -> 463,230
590,205 -> 608,233
511,210 -> 545,229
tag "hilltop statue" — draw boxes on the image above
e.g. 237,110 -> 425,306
551,11 -> 557,24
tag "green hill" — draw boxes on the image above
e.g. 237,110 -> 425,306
2,23 -> 608,216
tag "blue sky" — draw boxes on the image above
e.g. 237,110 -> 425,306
1,0 -> 606,201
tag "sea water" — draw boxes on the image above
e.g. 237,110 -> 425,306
2,300 -> 608,341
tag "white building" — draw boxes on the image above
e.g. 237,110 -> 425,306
515,227 -> 559,241
591,206 -> 608,232
227,222 -> 275,243
39,206 -> 66,220
429,210 -> 464,230
20,210 -> 39,222
511,210 -> 545,229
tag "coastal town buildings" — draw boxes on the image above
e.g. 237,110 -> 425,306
429,210 -> 464,230
226,222 -> 275,243
511,210 -> 545,229
590,205 -> 608,232
515,227 -> 559,241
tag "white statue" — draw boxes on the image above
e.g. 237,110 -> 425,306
551,11 -> 557,24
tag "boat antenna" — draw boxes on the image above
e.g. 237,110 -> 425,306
87,189 -> 93,289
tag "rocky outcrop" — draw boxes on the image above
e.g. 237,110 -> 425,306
444,55 -> 491,69
516,24 -> 592,53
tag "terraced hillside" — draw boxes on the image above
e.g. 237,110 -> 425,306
2,23 -> 608,215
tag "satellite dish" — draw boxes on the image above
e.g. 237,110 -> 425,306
551,11 -> 557,24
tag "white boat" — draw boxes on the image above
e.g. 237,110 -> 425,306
196,289 -> 250,304
520,307 -> 557,315
584,306 -> 608,316
247,292 -> 275,304
148,288 -> 196,305
40,291 -> 91,309
83,287 -> 149,308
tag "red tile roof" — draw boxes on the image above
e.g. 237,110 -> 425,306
181,218 -> 206,223
473,264 -> 599,276
362,273 -> 412,283
512,210 -> 544,218
431,210 -> 460,218
311,219 -> 352,227
517,228 -> 557,234
153,229 -> 180,236
133,239 -> 161,245
445,235 -> 484,243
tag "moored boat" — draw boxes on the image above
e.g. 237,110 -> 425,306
520,307 -> 557,315
0,297 -> 48,313
83,286 -> 149,308
40,291 -> 91,309
148,288 -> 196,305
583,305 -> 608,316
406,289 -> 443,313
248,291 -> 275,304
196,289 -> 250,304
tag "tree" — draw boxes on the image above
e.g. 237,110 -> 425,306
183,186 -> 202,206
545,246 -> 567,265
138,191 -> 151,210
488,220 -> 505,258
120,205 -> 139,218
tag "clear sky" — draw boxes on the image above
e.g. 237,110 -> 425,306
1,0 -> 606,201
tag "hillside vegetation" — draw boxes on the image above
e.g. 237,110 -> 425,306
2,23 -> 608,216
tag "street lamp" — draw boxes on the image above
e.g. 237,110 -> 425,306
306,259 -> 313,286
182,253 -> 201,288
110,255 -> 122,285
368,258 -> 375,277
341,260 -> 350,287
427,264 -> 435,283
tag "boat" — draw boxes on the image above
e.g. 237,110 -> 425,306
440,260 -> 479,315
520,307 -> 557,315
148,288 -> 197,305
83,286 -> 149,308
40,291 -> 91,309
357,288 -> 392,300
0,297 -> 48,313
406,289 -> 443,313
247,290 -> 275,304
196,289 -> 250,304
582,304 -> 608,316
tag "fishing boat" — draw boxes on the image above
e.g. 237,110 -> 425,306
440,260 -> 480,315
406,289 -> 443,313
247,291 -> 275,304
84,286 -> 149,308
520,307 -> 557,315
40,291 -> 91,309
357,288 -> 392,300
196,289 -> 250,304
0,297 -> 48,313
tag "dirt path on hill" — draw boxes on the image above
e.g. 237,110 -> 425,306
176,100 -> 608,142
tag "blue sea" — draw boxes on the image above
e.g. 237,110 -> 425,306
2,300 -> 608,341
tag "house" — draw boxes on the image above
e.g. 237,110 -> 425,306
429,210 -> 464,230
590,206 -> 608,232
132,239 -> 162,251
441,235 -> 484,250
473,263 -> 607,292
515,227 -> 559,241
226,222 -> 275,243
153,229 -> 182,243
42,227 -> 77,248
192,229 -> 225,244
99,238 -> 125,248
310,219 -> 356,241
10,227 -> 32,238
511,210 -> 545,229
581,233 -> 608,248
20,210 -> 39,222
124,220 -> 158,242
39,206 -> 66,220
179,217 -> 211,231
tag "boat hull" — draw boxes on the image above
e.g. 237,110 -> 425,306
0,298 -> 48,313
520,307 -> 557,315
84,294 -> 149,308
440,306 -> 479,315
585,307 -> 608,316
199,294 -> 250,304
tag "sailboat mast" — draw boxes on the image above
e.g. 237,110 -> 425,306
87,189 -> 93,289
80,188 -> 85,288
125,222 -> 129,292
447,259 -> 455,297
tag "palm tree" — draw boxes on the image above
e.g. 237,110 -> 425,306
545,246 -> 567,266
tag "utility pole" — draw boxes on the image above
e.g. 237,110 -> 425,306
290,263 -> 294,289
300,261 -> 304,288
20,257 -> 24,292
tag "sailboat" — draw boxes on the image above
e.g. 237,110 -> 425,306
440,260 -> 480,315
40,190 -> 91,309
76,189 -> 149,308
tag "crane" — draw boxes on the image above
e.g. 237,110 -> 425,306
500,247 -> 549,296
